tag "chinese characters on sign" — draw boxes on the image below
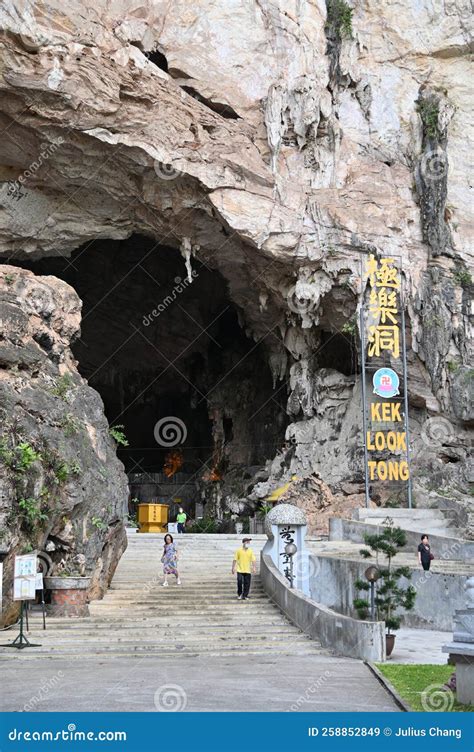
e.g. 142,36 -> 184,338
364,255 -> 410,485
6,180 -> 27,202
279,526 -> 295,585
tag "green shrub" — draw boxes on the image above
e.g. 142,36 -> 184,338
417,99 -> 439,140
326,0 -> 353,40
354,517 -> 416,632
60,414 -> 82,437
109,425 -> 129,447
0,440 -> 41,472
187,517 -> 219,534
70,460 -> 82,476
50,373 -> 74,400
18,496 -> 48,528
54,460 -> 70,484
453,268 -> 472,287
91,516 -> 107,531
342,316 -> 357,335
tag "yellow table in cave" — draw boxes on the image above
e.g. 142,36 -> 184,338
137,503 -> 169,533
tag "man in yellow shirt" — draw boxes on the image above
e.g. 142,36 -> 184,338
232,537 -> 256,600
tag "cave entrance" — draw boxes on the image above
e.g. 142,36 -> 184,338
20,234 -> 286,517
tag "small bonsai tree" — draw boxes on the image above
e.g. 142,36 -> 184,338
353,517 -> 416,633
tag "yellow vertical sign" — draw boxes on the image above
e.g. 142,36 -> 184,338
364,255 -> 409,482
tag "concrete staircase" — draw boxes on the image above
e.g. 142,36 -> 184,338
353,508 -> 462,537
6,532 -> 325,660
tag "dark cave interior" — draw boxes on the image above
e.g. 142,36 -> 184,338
11,235 -> 288,509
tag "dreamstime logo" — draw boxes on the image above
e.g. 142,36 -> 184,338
286,282 -> 317,316
291,553 -> 320,589
154,417 -> 187,447
142,272 -> 198,327
23,670 -> 64,712
37,551 -> 53,575
6,139 -> 64,203
153,160 -> 183,181
421,417 -> 455,447
154,684 -> 187,712
288,671 -> 332,712
420,148 -> 448,182
142,574 -> 161,595
421,683 -> 454,712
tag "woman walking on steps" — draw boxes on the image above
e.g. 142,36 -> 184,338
161,533 -> 181,586
417,533 -> 433,572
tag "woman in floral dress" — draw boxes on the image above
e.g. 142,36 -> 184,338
161,534 -> 181,586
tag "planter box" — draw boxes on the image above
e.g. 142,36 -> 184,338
44,576 -> 91,617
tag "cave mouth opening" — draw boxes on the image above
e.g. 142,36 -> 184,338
15,234 -> 287,516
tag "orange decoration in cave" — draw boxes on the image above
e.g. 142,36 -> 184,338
202,466 -> 223,482
163,449 -> 184,478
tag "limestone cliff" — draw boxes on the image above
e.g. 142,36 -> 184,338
0,0 -> 472,572
0,266 -> 128,624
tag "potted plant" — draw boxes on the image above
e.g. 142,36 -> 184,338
353,516 -> 416,657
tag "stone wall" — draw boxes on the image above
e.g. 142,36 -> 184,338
261,552 -> 385,662
310,554 -> 468,631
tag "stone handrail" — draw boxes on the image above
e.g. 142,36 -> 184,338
260,552 -> 385,662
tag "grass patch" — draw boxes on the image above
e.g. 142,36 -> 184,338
375,664 -> 474,712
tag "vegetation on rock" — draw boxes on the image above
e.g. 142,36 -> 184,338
109,425 -> 129,447
326,0 -> 353,40
417,98 -> 440,140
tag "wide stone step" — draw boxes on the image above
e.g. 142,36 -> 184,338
25,622 -> 298,636
94,591 -> 269,601
89,608 -> 287,615
25,617 -> 296,639
8,528 -> 332,662
16,632 -> 313,649
1,644 -> 324,660
108,584 -> 265,590
90,600 -> 281,609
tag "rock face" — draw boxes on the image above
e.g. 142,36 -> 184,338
0,0 -> 472,560
0,266 -> 128,625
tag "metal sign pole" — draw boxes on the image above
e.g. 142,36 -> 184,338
41,589 -> 47,631
359,305 -> 370,508
2,601 -> 41,649
400,301 -> 413,509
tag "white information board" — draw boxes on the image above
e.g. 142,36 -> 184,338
13,553 -> 38,601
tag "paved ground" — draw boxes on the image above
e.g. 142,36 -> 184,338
387,628 -> 451,665
0,654 -> 399,712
